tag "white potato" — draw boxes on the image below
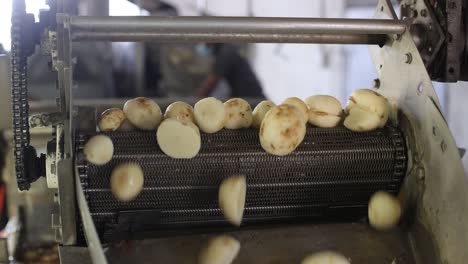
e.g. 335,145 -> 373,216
123,97 -> 162,130
198,235 -> 240,264
164,101 -> 195,123
156,118 -> 201,159
260,104 -> 306,156
302,251 -> 350,264
110,163 -> 144,202
345,89 -> 389,128
118,119 -> 136,131
252,100 -> 276,127
83,135 -> 114,165
219,175 -> 246,226
344,107 -> 381,132
223,98 -> 253,129
194,97 -> 226,133
368,191 -> 402,231
282,97 -> 309,123
305,95 -> 342,128
98,108 -> 126,132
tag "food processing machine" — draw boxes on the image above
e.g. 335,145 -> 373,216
10,0 -> 468,263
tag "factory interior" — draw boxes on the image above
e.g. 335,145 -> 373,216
0,0 -> 467,263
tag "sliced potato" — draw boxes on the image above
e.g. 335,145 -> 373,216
98,108 -> 126,132
219,175 -> 246,226
252,100 -> 276,127
305,95 -> 342,128
198,235 -> 240,264
282,97 -> 309,123
111,163 -> 144,202
164,101 -> 195,123
343,107 -> 381,132
83,135 -> 114,165
194,97 -> 226,133
259,104 -> 306,156
123,97 -> 162,130
224,98 -> 253,129
156,118 -> 201,159
345,89 -> 389,128
302,251 -> 350,264
368,191 -> 402,231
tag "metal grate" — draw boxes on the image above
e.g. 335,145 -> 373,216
76,126 -> 406,243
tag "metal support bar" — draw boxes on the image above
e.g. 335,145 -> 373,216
66,16 -> 405,44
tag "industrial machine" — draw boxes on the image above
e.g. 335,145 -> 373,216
9,0 -> 468,263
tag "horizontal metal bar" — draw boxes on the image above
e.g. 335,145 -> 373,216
67,16 -> 404,44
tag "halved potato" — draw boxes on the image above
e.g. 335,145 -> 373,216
305,95 -> 342,128
344,107 -> 381,132
156,118 -> 201,159
98,108 -> 126,132
83,135 -> 114,165
224,98 -> 253,129
164,101 -> 195,123
194,97 -> 226,133
110,163 -> 144,202
219,175 -> 246,226
252,100 -> 276,128
302,251 -> 350,264
368,191 -> 402,231
198,235 -> 240,264
282,97 -> 309,123
345,89 -> 389,128
123,97 -> 162,130
259,104 -> 306,156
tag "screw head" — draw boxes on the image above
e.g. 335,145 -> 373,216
441,141 -> 447,152
420,9 -> 428,17
405,53 -> 413,64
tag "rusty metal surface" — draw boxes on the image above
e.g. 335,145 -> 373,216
106,223 -> 415,264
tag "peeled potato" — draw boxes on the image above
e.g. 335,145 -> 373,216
123,97 -> 162,130
110,163 -> 144,202
98,108 -> 126,132
260,104 -> 306,156
302,251 -> 350,264
344,107 -> 381,132
224,98 -> 253,129
368,191 -> 402,231
282,97 -> 309,123
305,95 -> 342,128
156,118 -> 201,159
345,89 -> 389,128
252,100 -> 276,128
164,101 -> 195,123
198,235 -> 240,264
194,97 -> 226,133
83,135 -> 114,165
219,175 -> 246,226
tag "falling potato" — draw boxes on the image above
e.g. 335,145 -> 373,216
343,107 -> 381,132
156,118 -> 201,159
345,89 -> 390,129
123,97 -> 162,130
282,97 -> 309,123
98,108 -> 126,132
259,104 -> 306,156
219,175 -> 246,226
224,98 -> 253,129
110,163 -> 144,202
252,100 -> 276,128
164,101 -> 195,123
305,95 -> 342,128
194,97 -> 226,133
368,191 -> 402,231
198,235 -> 240,264
302,251 -> 350,264
83,135 -> 114,165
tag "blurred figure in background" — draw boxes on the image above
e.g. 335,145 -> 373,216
197,43 -> 264,98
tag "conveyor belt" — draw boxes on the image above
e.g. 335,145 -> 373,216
76,125 -> 406,244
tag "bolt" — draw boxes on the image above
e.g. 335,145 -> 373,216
441,141 -> 447,152
405,53 -> 413,64
420,9 -> 428,17
373,79 -> 381,89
